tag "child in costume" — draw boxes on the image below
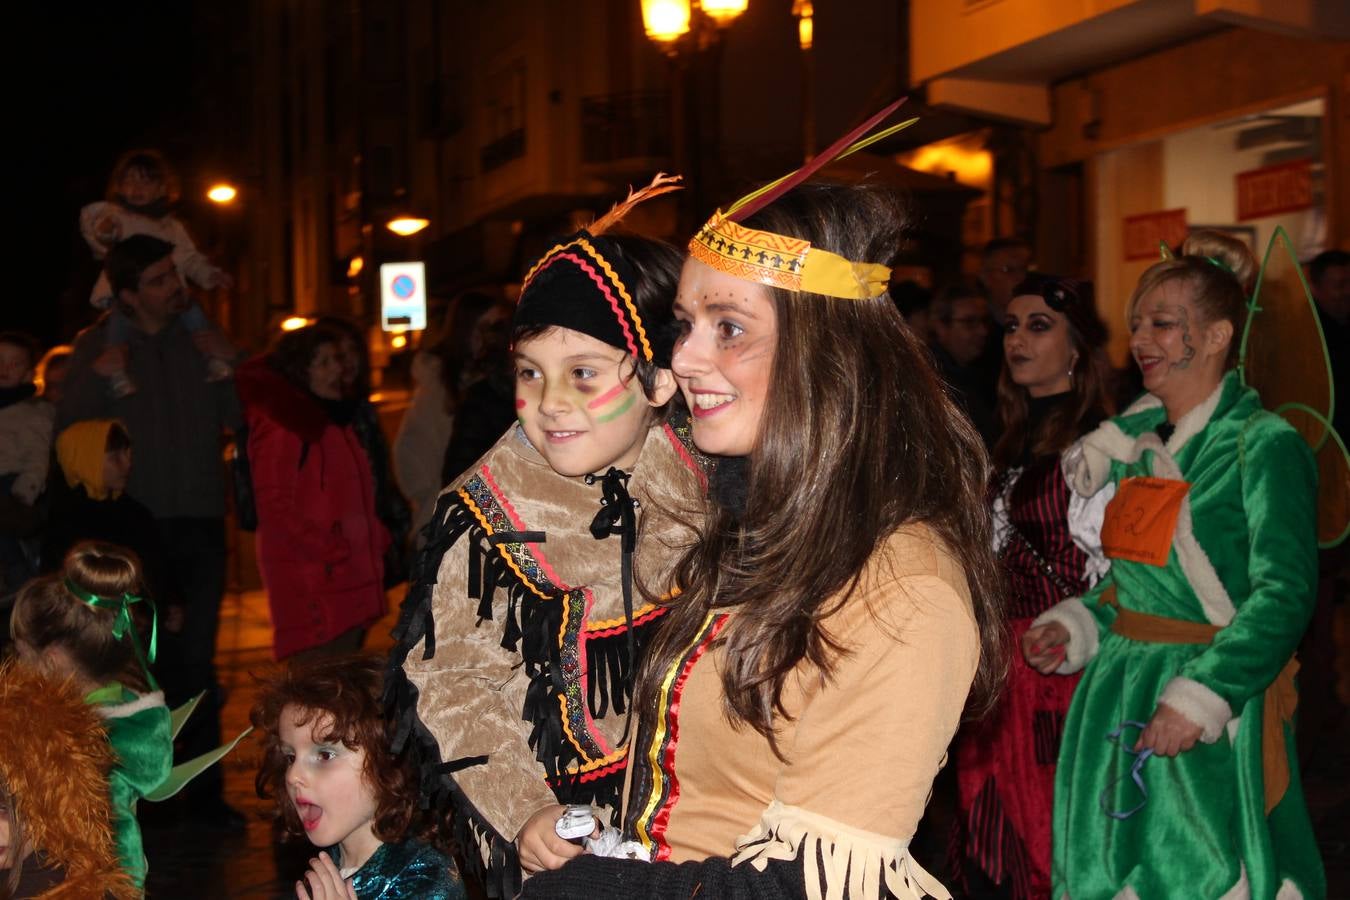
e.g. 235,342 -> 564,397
386,175 -> 706,895
1024,231 -> 1326,898
520,103 -> 1007,900
0,661 -> 138,899
79,149 -> 233,396
9,541 -> 245,893
252,655 -> 465,900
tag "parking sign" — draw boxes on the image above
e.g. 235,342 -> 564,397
380,262 -> 427,331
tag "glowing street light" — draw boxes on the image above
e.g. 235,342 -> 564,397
347,255 -> 365,278
642,0 -> 691,44
795,0 -> 813,50
280,315 -> 311,332
700,0 -> 748,28
207,183 -> 238,204
386,216 -> 430,236
390,333 -> 408,350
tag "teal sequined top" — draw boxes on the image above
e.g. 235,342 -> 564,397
333,839 -> 465,900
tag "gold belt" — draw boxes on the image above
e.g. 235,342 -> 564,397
1101,585 -> 1297,814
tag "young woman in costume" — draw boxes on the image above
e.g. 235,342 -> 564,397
519,135 -> 1007,896
951,274 -> 1114,899
386,177 -> 707,894
1023,231 -> 1326,898
252,655 -> 464,900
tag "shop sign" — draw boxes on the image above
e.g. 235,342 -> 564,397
1123,209 -> 1188,261
1236,159 -> 1314,221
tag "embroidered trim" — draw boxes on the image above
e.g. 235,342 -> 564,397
628,611 -> 731,859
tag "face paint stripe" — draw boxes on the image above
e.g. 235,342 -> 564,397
594,392 -> 637,423
585,382 -> 628,410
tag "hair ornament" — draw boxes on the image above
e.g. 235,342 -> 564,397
64,577 -> 159,690
689,98 -> 917,300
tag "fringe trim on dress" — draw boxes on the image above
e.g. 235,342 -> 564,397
732,801 -> 952,900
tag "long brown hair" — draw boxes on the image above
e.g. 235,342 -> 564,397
640,184 -> 1007,751
992,274 -> 1114,469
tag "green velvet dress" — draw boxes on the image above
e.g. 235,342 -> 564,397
1036,372 -> 1326,899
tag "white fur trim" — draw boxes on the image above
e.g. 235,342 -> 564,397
1158,676 -> 1233,743
96,690 -> 166,720
732,801 -> 949,900
1121,392 -> 1164,417
1064,423 -> 1134,496
1032,598 -> 1099,674
1276,878 -> 1304,899
1217,863 -> 1250,900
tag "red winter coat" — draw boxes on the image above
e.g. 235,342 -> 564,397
238,357 -> 388,659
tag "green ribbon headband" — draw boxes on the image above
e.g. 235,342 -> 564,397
64,577 -> 159,690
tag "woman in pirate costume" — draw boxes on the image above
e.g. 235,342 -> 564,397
520,101 -> 1007,900
951,274 -> 1114,899
1023,230 -> 1330,898
386,177 -> 706,895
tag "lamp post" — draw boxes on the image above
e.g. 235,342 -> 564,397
640,0 -> 748,233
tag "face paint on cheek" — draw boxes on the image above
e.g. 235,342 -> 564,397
585,382 -> 627,410
594,390 -> 637,423
515,396 -> 527,427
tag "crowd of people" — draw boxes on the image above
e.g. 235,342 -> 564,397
1,103 -> 1345,900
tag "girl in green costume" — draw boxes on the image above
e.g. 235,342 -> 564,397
1023,231 -> 1326,899
10,542 -> 171,894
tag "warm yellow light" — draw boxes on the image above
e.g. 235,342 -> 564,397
207,183 -> 238,204
347,255 -> 365,278
280,315 -> 311,332
641,0 -> 691,42
901,141 -> 994,189
386,216 -> 430,236
700,0 -> 748,27
798,13 -> 813,49
390,333 -> 408,350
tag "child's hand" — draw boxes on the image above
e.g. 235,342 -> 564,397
295,852 -> 356,900
1136,702 -> 1204,757
94,214 -> 121,246
516,803 -> 590,873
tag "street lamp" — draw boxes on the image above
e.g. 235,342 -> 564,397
641,0 -> 747,53
207,183 -> 238,204
386,216 -> 430,236
280,315 -> 311,332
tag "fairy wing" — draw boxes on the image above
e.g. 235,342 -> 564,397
1241,225 -> 1350,547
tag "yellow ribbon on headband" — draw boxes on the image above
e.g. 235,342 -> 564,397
690,215 -> 892,300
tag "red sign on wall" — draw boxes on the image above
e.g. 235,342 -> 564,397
1236,159 -> 1314,221
1123,209 -> 1188,261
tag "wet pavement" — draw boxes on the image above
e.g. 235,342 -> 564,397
140,582 -> 1349,899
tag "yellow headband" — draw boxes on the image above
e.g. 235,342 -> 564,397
685,100 -> 917,300
689,214 -> 892,300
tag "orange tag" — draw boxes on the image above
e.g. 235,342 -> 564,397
1100,477 -> 1191,567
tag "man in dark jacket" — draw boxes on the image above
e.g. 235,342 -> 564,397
58,234 -> 244,828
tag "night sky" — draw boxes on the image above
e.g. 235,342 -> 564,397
14,4 -> 199,347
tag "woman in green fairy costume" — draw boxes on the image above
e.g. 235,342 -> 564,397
1023,231 -> 1326,899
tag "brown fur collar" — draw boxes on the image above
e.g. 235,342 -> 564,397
0,662 -> 137,899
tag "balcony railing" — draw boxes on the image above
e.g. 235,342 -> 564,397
581,92 -> 671,165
